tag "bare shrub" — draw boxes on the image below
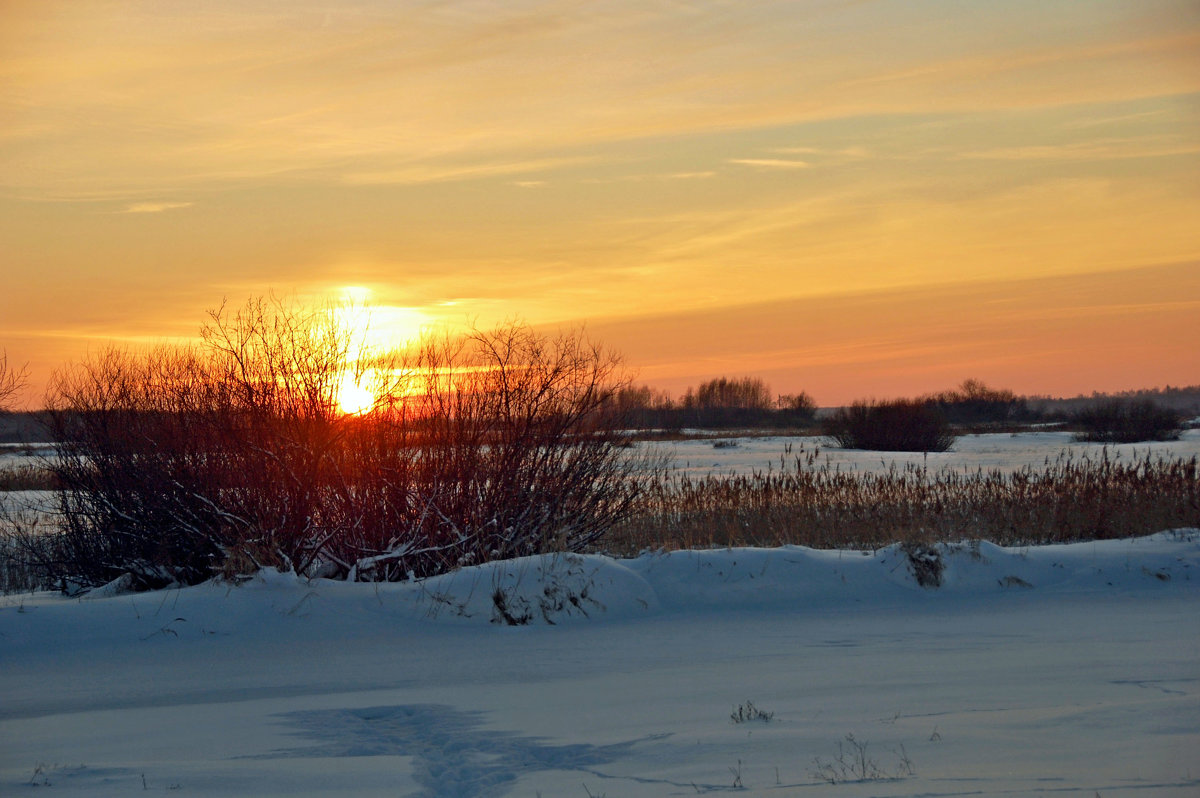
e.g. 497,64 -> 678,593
823,399 -> 955,452
810,734 -> 914,784
30,298 -> 646,591
730,701 -> 774,723
0,350 -> 27,411
1073,398 -> 1183,443
339,324 -> 650,580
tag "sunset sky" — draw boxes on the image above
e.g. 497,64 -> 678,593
2,0 -> 1198,408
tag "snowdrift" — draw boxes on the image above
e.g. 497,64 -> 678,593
40,529 -> 1200,628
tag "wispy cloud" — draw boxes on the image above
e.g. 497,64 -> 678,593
341,156 -> 587,186
955,138 -> 1200,162
120,201 -> 193,214
727,158 -> 810,170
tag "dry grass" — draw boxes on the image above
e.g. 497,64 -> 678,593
0,465 -> 59,491
603,446 -> 1199,554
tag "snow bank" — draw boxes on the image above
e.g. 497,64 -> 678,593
27,529 -> 1195,628
408,530 -> 1200,623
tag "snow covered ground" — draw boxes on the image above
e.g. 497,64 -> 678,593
3,532 -> 1198,796
657,429 -> 1200,479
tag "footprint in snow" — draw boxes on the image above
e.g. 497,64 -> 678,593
251,703 -> 663,798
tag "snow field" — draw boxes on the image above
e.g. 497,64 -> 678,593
3,531 -> 1198,796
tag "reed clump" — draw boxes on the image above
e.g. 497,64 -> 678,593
605,446 -> 1199,554
0,465 -> 60,491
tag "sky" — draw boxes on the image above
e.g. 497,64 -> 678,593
1,0 -> 1198,408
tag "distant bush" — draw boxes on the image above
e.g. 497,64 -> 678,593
1073,398 -> 1183,443
926,379 -> 1030,426
823,399 -> 955,452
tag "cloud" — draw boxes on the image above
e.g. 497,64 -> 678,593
727,158 -> 810,170
341,157 -> 587,186
954,138 -> 1200,162
120,201 -> 193,214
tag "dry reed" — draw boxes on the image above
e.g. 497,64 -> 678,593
604,446 -> 1199,554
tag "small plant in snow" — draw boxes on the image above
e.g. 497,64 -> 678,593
730,700 -> 774,723
490,587 -> 534,625
809,733 -> 914,784
903,543 -> 944,588
489,555 -> 605,625
28,762 -> 51,786
728,758 -> 744,788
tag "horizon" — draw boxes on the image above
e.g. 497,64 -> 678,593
2,1 -> 1198,408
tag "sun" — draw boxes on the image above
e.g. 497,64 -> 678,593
329,286 -> 432,415
336,370 -> 376,416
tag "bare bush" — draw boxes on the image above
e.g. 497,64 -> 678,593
823,399 -> 955,452
339,324 -> 650,580
810,734 -> 914,784
29,298 -> 647,591
1072,398 -> 1183,443
0,350 -> 27,411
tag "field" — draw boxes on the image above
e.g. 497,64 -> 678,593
2,432 -> 1198,797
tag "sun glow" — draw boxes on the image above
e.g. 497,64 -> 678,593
331,286 -> 431,415
336,370 -> 377,416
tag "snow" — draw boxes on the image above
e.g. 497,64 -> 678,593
3,532 -> 1198,796
657,429 -> 1200,478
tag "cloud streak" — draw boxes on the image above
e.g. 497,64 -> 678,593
727,158 -> 810,170
120,201 -> 194,214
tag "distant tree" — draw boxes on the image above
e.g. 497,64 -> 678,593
776,392 -> 817,415
609,384 -> 679,431
683,377 -> 774,411
927,379 -> 1028,425
612,385 -> 675,413
774,392 -> 818,426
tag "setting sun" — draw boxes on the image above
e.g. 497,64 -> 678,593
336,370 -> 376,416
328,287 -> 432,415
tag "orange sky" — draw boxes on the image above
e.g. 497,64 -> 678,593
2,0 -> 1198,408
